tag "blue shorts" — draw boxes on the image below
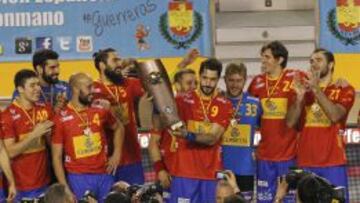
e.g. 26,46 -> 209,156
0,188 -> 5,203
67,173 -> 114,203
303,165 -> 349,203
114,162 -> 144,185
257,159 -> 296,203
16,185 -> 48,202
162,189 -> 171,203
170,176 -> 217,203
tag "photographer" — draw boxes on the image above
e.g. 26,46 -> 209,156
109,181 -> 163,203
274,170 -> 345,203
216,170 -> 246,203
43,183 -> 74,203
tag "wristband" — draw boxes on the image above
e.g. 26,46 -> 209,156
185,132 -> 196,142
153,160 -> 166,174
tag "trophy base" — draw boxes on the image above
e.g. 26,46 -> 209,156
170,121 -> 184,131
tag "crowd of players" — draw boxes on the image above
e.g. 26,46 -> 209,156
0,40 -> 357,203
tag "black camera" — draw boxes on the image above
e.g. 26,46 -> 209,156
105,191 -> 131,203
285,168 -> 311,190
285,168 -> 346,203
78,190 -> 96,203
332,186 -> 346,203
128,182 -> 163,203
139,182 -> 163,202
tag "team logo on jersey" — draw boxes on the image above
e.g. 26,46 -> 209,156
183,98 -> 194,104
9,109 -> 16,115
85,136 -> 94,148
255,83 -> 265,89
327,0 -> 360,45
159,1 -> 203,49
230,126 -> 239,137
61,115 -> 74,122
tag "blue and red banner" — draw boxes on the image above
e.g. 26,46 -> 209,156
0,0 -> 213,62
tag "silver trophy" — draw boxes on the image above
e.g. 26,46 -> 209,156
138,59 -> 183,130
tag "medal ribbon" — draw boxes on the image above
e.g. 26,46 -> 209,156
231,94 -> 243,122
99,80 -> 120,104
197,89 -> 216,121
13,100 -> 36,126
68,103 -> 89,130
265,71 -> 285,99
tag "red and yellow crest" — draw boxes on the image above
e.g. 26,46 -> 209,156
168,1 -> 194,36
336,0 -> 360,32
159,0 -> 203,49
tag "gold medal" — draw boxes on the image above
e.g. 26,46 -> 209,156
311,103 -> 321,113
68,103 -> 92,137
231,119 -> 237,127
265,71 -> 284,109
113,104 -> 129,124
229,94 -> 243,128
265,99 -> 274,109
198,89 -> 216,124
83,127 -> 92,136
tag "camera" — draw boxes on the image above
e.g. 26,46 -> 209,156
285,168 -> 311,190
332,186 -> 346,202
129,182 -> 163,203
138,182 -> 163,203
216,170 -> 228,180
78,190 -> 96,203
285,168 -> 346,203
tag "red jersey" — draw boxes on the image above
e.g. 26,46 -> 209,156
0,102 -> 52,191
0,174 -> 3,191
0,115 -> 4,190
248,69 -> 301,161
92,78 -> 144,166
52,104 -> 116,174
297,84 -> 355,167
159,130 -> 177,174
171,90 -> 233,180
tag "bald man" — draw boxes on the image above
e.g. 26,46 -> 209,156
51,73 -> 124,203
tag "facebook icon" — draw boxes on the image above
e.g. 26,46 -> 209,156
36,37 -> 53,50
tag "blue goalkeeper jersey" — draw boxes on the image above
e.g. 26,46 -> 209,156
222,92 -> 262,176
